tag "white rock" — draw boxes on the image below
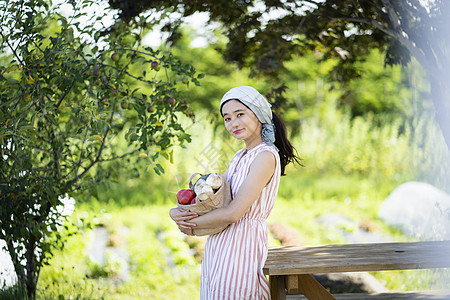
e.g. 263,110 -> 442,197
378,181 -> 450,240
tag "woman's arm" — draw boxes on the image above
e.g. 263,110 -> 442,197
188,151 -> 276,230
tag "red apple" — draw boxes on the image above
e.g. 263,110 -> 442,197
177,189 -> 196,205
189,197 -> 196,205
151,61 -> 160,71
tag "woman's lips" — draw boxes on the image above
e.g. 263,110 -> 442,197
233,129 -> 244,134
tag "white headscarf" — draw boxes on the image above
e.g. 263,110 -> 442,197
220,86 -> 277,150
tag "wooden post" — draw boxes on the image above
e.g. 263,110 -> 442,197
297,274 -> 336,300
269,275 -> 286,300
286,275 -> 299,294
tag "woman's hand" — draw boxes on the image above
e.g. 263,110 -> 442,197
169,207 -> 198,235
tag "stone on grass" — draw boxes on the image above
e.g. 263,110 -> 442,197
379,181 -> 450,240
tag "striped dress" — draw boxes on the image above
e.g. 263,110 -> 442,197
200,142 -> 281,300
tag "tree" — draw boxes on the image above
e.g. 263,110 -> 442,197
0,0 -> 199,297
109,0 -> 450,148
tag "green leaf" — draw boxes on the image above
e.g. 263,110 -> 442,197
46,114 -> 58,126
169,149 -> 174,164
153,164 -> 165,175
90,186 -> 98,199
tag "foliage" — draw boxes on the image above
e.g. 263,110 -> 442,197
164,29 -> 425,138
286,85 -> 450,191
0,0 -> 200,297
108,0 -> 450,148
167,27 -> 273,115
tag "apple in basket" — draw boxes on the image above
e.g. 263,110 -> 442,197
177,189 -> 196,205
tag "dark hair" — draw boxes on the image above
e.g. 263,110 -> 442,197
272,112 -> 303,175
221,99 -> 302,175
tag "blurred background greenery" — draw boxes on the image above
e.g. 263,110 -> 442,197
2,16 -> 450,300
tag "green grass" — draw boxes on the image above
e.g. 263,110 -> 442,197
29,172 -> 447,299
0,285 -> 27,300
35,205 -> 201,300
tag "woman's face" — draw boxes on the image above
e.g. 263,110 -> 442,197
221,100 -> 262,142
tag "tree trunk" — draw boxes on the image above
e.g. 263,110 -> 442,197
26,234 -> 37,299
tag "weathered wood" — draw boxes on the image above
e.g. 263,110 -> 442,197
286,275 -> 299,294
286,290 -> 450,299
264,241 -> 450,276
296,274 -> 336,300
270,275 -> 287,300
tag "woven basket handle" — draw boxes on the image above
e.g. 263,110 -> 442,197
188,173 -> 203,189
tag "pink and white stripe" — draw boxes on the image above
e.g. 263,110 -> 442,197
200,143 -> 281,299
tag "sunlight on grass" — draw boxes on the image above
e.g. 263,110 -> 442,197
36,206 -> 201,299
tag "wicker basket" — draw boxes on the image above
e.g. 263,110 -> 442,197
177,173 -> 233,236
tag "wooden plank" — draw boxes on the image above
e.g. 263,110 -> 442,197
286,290 -> 450,300
269,275 -> 278,300
270,275 -> 287,300
264,241 -> 450,276
286,275 -> 299,294
296,274 -> 336,300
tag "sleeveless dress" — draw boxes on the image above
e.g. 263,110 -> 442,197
200,142 -> 281,300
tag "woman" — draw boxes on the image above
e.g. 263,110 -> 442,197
170,86 -> 302,299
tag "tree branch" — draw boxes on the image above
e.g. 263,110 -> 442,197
408,0 -> 430,17
78,103 -> 116,178
54,60 -> 91,110
366,0 -> 386,17
298,0 -> 321,8
102,63 -> 148,83
99,48 -> 158,60
340,16 -> 434,74
74,122 -> 90,178
0,31 -> 25,66
97,149 -> 140,163
381,0 -> 402,32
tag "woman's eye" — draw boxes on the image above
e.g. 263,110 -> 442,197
224,118 -> 230,122
237,113 -> 244,117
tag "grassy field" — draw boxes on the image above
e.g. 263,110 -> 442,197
30,170 -> 448,299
